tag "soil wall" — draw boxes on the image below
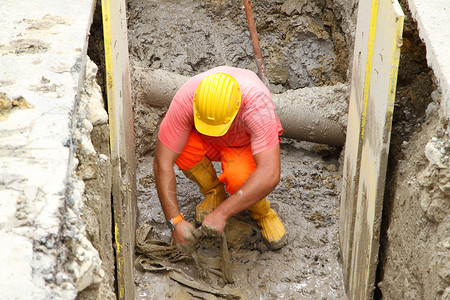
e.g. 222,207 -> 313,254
74,59 -> 116,300
376,1 -> 450,299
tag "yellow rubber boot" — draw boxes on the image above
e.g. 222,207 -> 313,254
182,156 -> 227,223
248,198 -> 287,250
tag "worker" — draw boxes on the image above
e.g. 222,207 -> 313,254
153,66 -> 287,251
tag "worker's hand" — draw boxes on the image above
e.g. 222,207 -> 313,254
172,219 -> 195,246
202,210 -> 227,235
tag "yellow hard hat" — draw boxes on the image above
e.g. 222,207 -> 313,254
193,72 -> 241,137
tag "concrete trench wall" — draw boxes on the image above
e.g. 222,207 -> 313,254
0,1 -> 115,299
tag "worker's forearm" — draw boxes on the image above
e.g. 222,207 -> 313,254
154,163 -> 180,220
214,166 -> 279,220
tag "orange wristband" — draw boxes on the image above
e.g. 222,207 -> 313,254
165,214 -> 184,230
172,214 -> 184,225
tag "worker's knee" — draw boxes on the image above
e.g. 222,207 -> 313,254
176,131 -> 207,170
221,170 -> 252,195
219,149 -> 256,194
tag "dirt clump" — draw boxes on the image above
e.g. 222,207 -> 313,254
0,93 -> 32,120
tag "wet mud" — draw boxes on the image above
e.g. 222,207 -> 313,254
135,140 -> 345,299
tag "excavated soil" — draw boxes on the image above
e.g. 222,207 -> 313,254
375,2 -> 449,299
127,0 -> 348,299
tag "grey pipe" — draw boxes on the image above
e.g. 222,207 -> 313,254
272,84 -> 348,146
133,67 -> 348,146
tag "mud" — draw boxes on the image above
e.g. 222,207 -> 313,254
135,140 -> 345,299
127,0 -> 347,90
127,0 -> 348,298
128,0 -> 350,156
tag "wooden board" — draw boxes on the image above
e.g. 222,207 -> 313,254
101,0 -> 137,299
339,0 -> 404,298
339,0 -> 377,289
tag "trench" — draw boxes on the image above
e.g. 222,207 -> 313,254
127,1 -> 348,299
84,0 -> 437,299
88,0 -> 349,298
0,0 -> 444,299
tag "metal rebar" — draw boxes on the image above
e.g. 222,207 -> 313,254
243,0 -> 270,88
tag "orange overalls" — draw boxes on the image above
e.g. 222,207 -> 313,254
175,130 -> 256,195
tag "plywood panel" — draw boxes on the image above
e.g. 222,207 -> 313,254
102,0 -> 137,299
349,2 -> 404,298
339,0 -> 380,289
340,0 -> 404,298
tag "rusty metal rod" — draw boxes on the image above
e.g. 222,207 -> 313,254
243,0 -> 270,88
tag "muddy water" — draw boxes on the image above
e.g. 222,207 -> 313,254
128,0 -> 348,298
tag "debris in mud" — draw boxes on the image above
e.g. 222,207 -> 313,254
135,222 -> 240,297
